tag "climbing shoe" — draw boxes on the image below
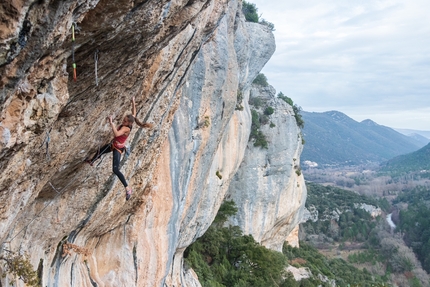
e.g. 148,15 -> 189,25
84,159 -> 93,166
126,188 -> 133,201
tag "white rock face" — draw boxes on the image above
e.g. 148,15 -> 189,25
286,266 -> 312,281
354,203 -> 382,218
160,7 -> 278,286
303,205 -> 319,222
225,86 -> 307,252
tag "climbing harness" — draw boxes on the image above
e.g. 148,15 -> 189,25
71,23 -> 77,82
4,110 -> 143,245
112,142 -> 125,155
94,49 -> 99,86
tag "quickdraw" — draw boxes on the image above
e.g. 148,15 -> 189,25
71,23 -> 77,81
94,49 -> 99,86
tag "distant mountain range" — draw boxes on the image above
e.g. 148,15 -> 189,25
402,133 -> 430,147
380,142 -> 430,173
393,128 -> 430,141
301,111 -> 428,166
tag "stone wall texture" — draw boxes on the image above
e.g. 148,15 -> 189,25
0,0 -> 306,286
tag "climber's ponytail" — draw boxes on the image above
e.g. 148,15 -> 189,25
134,117 -> 154,129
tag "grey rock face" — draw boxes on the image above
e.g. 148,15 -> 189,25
226,85 -> 307,252
303,205 -> 319,223
161,6 -> 277,286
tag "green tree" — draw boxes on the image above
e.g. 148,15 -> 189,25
185,201 -> 288,287
259,18 -> 275,31
0,252 -> 40,287
213,200 -> 237,227
252,73 -> 269,87
398,200 -> 430,273
277,92 -> 293,106
249,109 -> 268,149
264,106 -> 274,116
242,1 -> 259,23
292,104 -> 304,129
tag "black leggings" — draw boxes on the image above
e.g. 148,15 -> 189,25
90,144 -> 128,188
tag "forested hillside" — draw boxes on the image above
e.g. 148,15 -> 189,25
303,182 -> 387,242
380,143 -> 430,174
185,200 -> 388,286
301,182 -> 430,287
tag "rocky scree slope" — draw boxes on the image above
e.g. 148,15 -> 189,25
0,0 -> 305,286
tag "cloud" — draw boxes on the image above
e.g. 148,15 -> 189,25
250,0 -> 430,130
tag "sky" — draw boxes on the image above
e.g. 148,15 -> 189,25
250,0 -> 430,130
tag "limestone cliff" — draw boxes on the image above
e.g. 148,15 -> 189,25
226,86 -> 307,251
0,0 -> 305,286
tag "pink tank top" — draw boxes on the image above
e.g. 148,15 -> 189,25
113,125 -> 131,149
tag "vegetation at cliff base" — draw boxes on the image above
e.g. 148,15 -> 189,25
283,242 -> 386,287
303,182 -> 382,242
184,201 -> 287,286
184,200 -> 390,287
0,252 -> 40,287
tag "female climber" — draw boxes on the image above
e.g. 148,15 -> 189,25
86,97 -> 153,200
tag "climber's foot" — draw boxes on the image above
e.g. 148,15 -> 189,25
126,188 -> 133,201
84,159 -> 93,166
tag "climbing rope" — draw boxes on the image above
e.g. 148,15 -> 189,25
4,100 -> 144,245
5,141 -> 112,244
87,142 -> 112,167
94,49 -> 99,86
71,23 -> 77,82
7,174 -> 82,243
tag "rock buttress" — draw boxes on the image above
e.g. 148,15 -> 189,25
226,85 -> 307,252
0,0 -> 285,286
